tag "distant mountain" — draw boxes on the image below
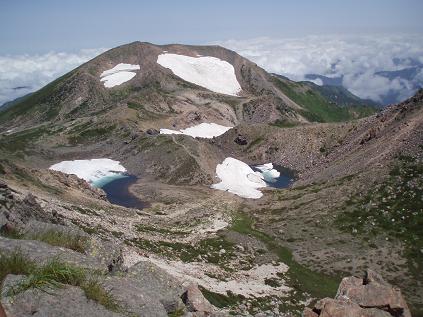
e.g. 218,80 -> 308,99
272,74 -> 378,123
376,65 -> 422,82
301,81 -> 381,108
0,93 -> 33,111
0,42 -> 377,131
305,62 -> 423,106
305,74 -> 344,86
1,42 -> 422,316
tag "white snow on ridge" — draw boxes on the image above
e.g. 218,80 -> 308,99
157,53 -> 242,96
49,158 -> 126,184
211,157 -> 267,199
160,122 -> 232,139
100,63 -> 140,88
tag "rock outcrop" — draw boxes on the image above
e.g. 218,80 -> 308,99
303,270 -> 411,317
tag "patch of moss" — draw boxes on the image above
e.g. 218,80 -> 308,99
270,120 -> 298,128
0,71 -> 74,124
231,213 -> 340,301
0,126 -> 49,153
68,125 -> 116,145
199,286 -> 242,308
246,137 -> 264,151
272,76 -> 376,123
336,155 -> 423,282
130,235 -> 235,269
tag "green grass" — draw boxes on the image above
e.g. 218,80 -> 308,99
335,155 -> 423,316
135,224 -> 190,235
81,279 -> 121,312
68,125 -> 116,145
199,286 -> 242,308
0,249 -> 36,283
270,119 -> 299,128
336,155 -> 423,279
0,126 -> 49,153
0,71 -> 74,124
130,235 -> 235,269
245,137 -> 264,151
231,213 -> 340,300
0,226 -> 22,239
8,258 -> 86,296
0,229 -> 89,253
272,77 -> 376,123
168,308 -> 185,317
27,230 -> 89,253
0,250 -> 121,313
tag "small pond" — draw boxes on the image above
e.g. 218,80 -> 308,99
93,174 -> 148,209
251,164 -> 296,189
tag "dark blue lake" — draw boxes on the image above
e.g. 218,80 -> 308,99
251,164 -> 295,189
98,175 -> 148,209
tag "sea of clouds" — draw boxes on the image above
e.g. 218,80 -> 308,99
217,34 -> 423,104
0,48 -> 106,106
0,34 -> 422,107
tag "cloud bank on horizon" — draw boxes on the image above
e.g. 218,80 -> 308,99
217,34 -> 423,104
0,48 -> 106,106
1,34 -> 422,106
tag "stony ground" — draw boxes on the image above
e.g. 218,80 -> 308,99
0,91 -> 422,316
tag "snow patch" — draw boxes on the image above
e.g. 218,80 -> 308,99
160,122 -> 232,138
49,158 -> 126,185
100,63 -> 140,88
212,159 -> 283,198
157,53 -> 241,96
211,157 -> 266,199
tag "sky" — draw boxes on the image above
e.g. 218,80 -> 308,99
1,0 -> 423,105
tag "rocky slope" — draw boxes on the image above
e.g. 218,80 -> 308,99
0,42 -> 421,316
303,270 -> 411,317
0,42 -> 377,186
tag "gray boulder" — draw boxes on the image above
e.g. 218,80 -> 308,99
1,275 -> 123,317
0,236 -> 103,271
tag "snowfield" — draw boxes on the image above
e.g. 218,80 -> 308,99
160,122 -> 232,138
100,63 -> 140,88
157,53 -> 242,96
211,159 -> 282,199
211,157 -> 267,199
49,158 -> 126,184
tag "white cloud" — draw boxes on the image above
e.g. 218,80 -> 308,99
216,34 -> 423,103
1,35 -> 422,107
0,48 -> 106,106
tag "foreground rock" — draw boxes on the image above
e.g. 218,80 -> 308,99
303,270 -> 411,317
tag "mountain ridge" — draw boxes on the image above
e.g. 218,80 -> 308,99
0,42 -> 422,316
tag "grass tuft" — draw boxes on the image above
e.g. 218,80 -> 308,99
81,279 -> 121,312
231,213 -> 339,300
0,229 -> 88,253
26,230 -> 88,253
7,258 -> 86,296
0,250 -> 121,313
0,249 -> 35,283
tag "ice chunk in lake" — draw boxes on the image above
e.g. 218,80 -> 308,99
100,63 -> 140,88
254,163 -> 280,182
211,157 -> 266,199
157,53 -> 241,96
49,158 -> 126,185
160,122 -> 232,138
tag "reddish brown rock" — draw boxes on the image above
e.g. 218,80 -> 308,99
303,270 -> 411,317
303,307 -> 318,317
181,283 -> 214,314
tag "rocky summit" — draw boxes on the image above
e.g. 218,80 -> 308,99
0,42 -> 422,317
